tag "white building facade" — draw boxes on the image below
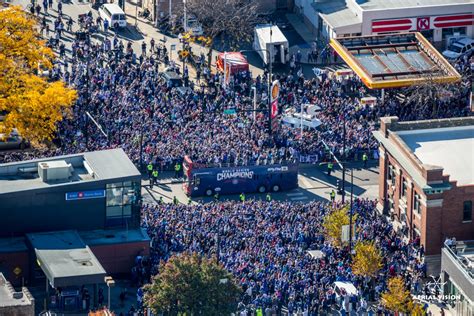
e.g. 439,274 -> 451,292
296,0 -> 474,46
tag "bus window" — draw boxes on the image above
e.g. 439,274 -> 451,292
193,176 -> 200,185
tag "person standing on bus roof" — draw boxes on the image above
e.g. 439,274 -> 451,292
239,193 -> 246,203
174,162 -> 181,178
266,193 -> 271,202
214,192 -> 219,201
327,161 -> 334,176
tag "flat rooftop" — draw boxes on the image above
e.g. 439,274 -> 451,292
80,228 -> 149,246
397,126 -> 474,186
444,239 -> 474,280
0,148 -> 140,195
330,33 -> 461,89
0,273 -> 33,308
27,230 -> 106,288
313,0 -> 361,32
357,0 -> 473,10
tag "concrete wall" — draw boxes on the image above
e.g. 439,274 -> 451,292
90,241 -> 150,275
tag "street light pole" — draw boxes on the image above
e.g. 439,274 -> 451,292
341,109 -> 346,203
139,129 -> 144,171
348,168 -> 354,256
268,25 -> 273,136
104,276 -> 115,311
239,49 -> 272,133
183,0 -> 187,32
252,86 -> 257,121
135,0 -> 138,27
300,102 -> 303,138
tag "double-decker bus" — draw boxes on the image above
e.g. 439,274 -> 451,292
182,156 -> 299,197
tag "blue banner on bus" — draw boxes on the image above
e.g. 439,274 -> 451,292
65,190 -> 106,201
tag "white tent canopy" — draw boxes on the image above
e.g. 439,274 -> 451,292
253,24 -> 289,64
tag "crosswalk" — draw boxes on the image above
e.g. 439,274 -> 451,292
286,192 -> 308,201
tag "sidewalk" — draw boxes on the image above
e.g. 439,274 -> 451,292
123,0 -> 264,79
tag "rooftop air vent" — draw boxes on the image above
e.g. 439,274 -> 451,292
37,160 -> 73,182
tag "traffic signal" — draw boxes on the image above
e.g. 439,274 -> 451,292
336,180 -> 342,194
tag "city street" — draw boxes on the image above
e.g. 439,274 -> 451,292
142,161 -> 380,205
1,1 -> 471,315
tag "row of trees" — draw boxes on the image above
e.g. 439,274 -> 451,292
0,6 -> 76,144
323,205 -> 425,315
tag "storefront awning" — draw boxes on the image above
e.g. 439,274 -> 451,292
27,231 -> 106,288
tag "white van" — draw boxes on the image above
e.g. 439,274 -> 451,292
99,4 -> 127,29
182,15 -> 203,36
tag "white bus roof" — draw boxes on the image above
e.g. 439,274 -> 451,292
101,3 -> 125,14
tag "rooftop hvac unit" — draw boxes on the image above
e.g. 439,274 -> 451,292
38,160 -> 73,182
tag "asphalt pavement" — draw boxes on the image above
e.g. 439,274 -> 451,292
141,161 -> 380,205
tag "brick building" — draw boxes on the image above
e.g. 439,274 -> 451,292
373,116 -> 474,256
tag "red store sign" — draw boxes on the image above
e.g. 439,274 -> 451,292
372,14 -> 474,33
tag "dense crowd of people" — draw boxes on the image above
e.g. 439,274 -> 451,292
2,4 -> 472,316
140,199 -> 426,314
1,7 -> 472,167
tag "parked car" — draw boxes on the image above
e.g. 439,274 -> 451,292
442,38 -> 474,61
160,71 -> 193,96
0,131 -> 30,151
160,71 -> 183,88
183,15 -> 203,36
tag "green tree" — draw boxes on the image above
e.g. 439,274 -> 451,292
144,252 -> 241,316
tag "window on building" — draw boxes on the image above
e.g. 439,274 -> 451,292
387,164 -> 396,186
401,178 -> 408,198
106,181 -> 137,226
414,192 -> 422,215
442,27 -> 467,38
463,201 -> 472,222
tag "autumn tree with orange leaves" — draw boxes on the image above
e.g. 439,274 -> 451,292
0,6 -> 76,144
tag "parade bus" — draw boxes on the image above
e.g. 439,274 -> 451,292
182,156 -> 299,197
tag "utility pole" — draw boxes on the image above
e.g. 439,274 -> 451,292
341,110 -> 346,203
183,0 -> 187,32
349,168 -> 354,256
268,24 -> 273,135
252,86 -> 257,121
